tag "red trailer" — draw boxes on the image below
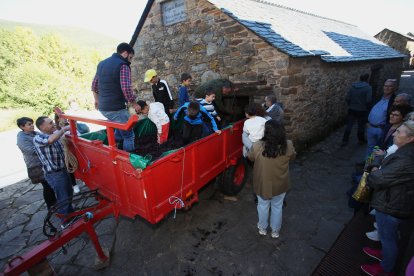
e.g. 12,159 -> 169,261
3,112 -> 247,275
67,113 -> 247,223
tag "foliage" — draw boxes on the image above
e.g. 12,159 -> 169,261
0,108 -> 43,132
5,62 -> 66,114
0,26 -> 111,129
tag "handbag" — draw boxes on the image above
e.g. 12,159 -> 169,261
27,166 -> 45,184
352,171 -> 371,202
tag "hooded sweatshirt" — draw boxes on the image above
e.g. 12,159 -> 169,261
345,81 -> 372,112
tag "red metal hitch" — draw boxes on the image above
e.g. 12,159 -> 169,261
3,199 -> 114,275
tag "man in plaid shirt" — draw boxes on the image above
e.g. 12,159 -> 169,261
91,43 -> 141,151
33,116 -> 73,217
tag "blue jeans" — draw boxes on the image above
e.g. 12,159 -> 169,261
101,109 -> 135,151
45,170 -> 74,216
375,210 -> 400,272
257,193 -> 286,233
366,126 -> 383,158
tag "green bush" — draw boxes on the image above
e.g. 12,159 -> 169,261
5,62 -> 67,114
0,27 -> 108,131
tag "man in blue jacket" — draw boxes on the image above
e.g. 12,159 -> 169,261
91,43 -> 141,151
342,73 -> 372,146
174,101 -> 221,145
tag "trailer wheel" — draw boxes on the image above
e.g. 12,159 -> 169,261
218,158 -> 247,196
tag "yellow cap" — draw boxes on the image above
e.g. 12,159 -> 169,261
144,69 -> 157,82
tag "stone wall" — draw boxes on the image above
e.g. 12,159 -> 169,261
375,30 -> 411,55
408,41 -> 414,53
131,0 -> 288,102
375,29 -> 412,69
279,58 -> 403,148
131,0 -> 404,148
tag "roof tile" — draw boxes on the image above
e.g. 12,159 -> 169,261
210,0 -> 405,62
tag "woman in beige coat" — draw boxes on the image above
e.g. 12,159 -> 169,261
248,120 -> 296,238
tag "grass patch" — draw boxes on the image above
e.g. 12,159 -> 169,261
0,108 -> 43,132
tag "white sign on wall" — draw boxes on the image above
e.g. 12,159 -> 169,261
162,0 -> 187,26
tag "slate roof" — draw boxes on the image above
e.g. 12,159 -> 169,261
207,0 -> 405,62
375,28 -> 414,42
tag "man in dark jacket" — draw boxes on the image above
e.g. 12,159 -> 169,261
342,73 -> 372,146
361,121 -> 414,276
91,43 -> 141,152
194,79 -> 237,125
264,94 -> 284,123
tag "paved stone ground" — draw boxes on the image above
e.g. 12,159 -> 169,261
0,125 -> 365,275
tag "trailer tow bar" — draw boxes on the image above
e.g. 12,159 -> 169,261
3,199 -> 113,275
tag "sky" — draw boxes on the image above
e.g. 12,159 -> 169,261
0,0 -> 412,42
0,0 -> 148,41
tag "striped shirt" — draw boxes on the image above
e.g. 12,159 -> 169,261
91,64 -> 136,103
33,133 -> 66,173
197,99 -> 218,118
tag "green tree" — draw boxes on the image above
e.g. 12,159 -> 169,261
6,62 -> 67,114
0,26 -> 107,116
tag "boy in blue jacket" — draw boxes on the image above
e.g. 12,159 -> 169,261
178,73 -> 192,107
174,101 -> 221,145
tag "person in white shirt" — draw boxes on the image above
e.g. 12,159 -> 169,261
137,100 -> 170,144
242,103 -> 267,156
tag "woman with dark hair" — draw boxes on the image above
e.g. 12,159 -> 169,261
248,120 -> 296,238
379,104 -> 413,150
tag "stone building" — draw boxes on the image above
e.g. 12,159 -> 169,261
130,0 -> 404,148
375,28 -> 414,69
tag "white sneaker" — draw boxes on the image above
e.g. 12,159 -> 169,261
258,229 -> 267,236
73,184 -> 80,194
366,230 -> 380,241
373,222 -> 377,229
271,232 -> 279,239
369,209 -> 376,216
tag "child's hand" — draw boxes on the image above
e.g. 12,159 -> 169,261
215,130 -> 222,135
63,125 -> 71,132
59,118 -> 68,128
217,116 -> 221,121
